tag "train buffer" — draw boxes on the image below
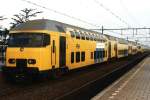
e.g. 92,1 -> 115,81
92,56 -> 150,100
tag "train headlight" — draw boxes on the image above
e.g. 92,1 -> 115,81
28,59 -> 36,64
8,59 -> 15,64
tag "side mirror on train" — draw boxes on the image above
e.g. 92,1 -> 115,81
43,34 -> 50,46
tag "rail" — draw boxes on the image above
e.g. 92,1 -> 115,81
55,53 -> 149,100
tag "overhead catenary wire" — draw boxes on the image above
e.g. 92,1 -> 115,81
119,0 -> 140,27
119,0 -> 148,39
92,0 -> 131,28
20,0 -> 149,45
92,0 -> 139,41
21,0 -> 101,28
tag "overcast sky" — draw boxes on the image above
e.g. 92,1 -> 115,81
0,0 -> 150,45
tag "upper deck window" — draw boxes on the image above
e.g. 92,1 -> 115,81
75,31 -> 80,39
85,32 -> 89,40
93,34 -> 97,41
89,33 -> 93,41
80,32 -> 85,40
8,33 -> 50,47
70,31 -> 75,38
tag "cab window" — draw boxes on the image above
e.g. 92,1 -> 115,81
8,33 -> 50,47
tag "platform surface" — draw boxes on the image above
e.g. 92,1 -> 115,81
92,56 -> 150,100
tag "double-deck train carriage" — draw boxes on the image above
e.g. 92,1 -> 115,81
67,29 -> 108,69
131,41 -> 138,55
137,43 -> 143,53
116,38 -> 128,58
2,19 -> 109,79
128,41 -> 139,55
104,35 -> 117,60
128,41 -> 133,55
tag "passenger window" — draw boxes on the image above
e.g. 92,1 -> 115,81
85,32 -> 89,40
93,35 -> 96,41
75,32 -> 80,39
70,31 -> 75,38
43,34 -> 50,46
91,52 -> 93,59
71,52 -> 74,63
81,32 -> 85,40
89,33 -> 93,41
92,34 -> 94,41
76,52 -> 80,62
81,52 -> 85,61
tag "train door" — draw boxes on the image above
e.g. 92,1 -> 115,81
108,42 -> 111,59
59,36 -> 66,67
114,43 -> 117,58
51,36 -> 56,67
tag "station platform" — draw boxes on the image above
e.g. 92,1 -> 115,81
92,56 -> 150,100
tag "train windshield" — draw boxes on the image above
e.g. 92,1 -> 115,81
8,33 -> 50,47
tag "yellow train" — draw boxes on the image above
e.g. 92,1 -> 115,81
2,19 -> 144,80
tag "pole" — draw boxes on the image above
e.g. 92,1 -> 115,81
102,26 -> 104,34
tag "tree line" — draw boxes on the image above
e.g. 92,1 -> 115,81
0,8 -> 43,44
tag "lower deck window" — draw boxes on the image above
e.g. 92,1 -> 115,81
94,50 -> 106,59
118,50 -> 128,55
91,52 -> 93,59
70,31 -> 75,38
81,52 -> 85,61
71,52 -> 74,63
76,52 -> 80,62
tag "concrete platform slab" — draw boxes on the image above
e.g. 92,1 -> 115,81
92,56 -> 150,100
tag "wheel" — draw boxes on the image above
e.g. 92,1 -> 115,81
61,67 -> 69,75
50,69 -> 62,79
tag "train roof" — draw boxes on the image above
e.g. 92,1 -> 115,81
10,19 -> 102,35
128,40 -> 137,45
104,34 -> 117,41
104,34 -> 128,44
116,38 -> 128,44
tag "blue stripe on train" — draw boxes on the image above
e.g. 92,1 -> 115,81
94,48 -> 104,64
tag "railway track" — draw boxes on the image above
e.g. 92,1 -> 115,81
55,53 -> 149,100
0,53 -> 148,100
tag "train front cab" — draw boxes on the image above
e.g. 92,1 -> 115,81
3,30 -> 68,80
